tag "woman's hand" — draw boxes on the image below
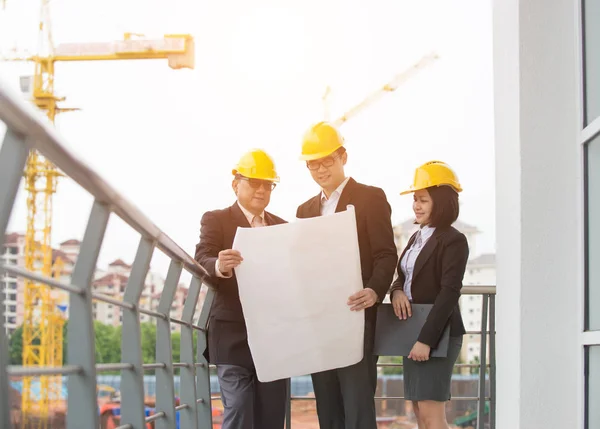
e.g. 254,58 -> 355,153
391,290 -> 412,320
408,341 -> 431,362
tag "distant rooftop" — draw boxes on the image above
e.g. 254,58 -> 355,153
60,239 -> 81,246
468,253 -> 496,266
3,232 -> 23,245
395,218 -> 480,233
109,258 -> 132,268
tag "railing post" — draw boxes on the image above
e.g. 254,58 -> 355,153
489,294 -> 496,429
120,237 -> 154,429
195,286 -> 215,427
66,200 -> 110,429
285,378 -> 292,429
0,129 -> 29,429
477,294 -> 489,429
155,260 -> 183,429
180,276 -> 203,429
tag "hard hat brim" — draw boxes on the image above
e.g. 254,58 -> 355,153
232,169 -> 280,183
299,147 -> 341,161
400,184 -> 463,195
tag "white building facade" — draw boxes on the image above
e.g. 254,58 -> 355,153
493,0 -> 598,427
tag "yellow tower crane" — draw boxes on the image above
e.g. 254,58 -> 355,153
1,1 -> 194,428
322,52 -> 439,126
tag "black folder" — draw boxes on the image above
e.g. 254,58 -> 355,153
374,303 -> 451,358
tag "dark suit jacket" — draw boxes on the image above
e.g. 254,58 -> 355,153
389,226 -> 469,348
296,178 -> 398,324
194,202 -> 286,369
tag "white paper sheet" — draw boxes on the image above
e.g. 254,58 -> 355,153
232,205 -> 365,382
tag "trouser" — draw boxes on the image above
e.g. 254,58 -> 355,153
311,321 -> 378,429
217,364 -> 287,429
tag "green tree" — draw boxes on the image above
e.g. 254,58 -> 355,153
171,331 -> 181,364
140,322 -> 157,364
9,325 -> 23,365
380,356 -> 404,375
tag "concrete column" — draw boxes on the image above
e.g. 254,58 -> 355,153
493,0 -> 582,428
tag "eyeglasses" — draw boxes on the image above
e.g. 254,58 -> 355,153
237,176 -> 276,191
306,155 -> 339,171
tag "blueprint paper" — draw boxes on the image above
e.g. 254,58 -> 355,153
232,205 -> 364,382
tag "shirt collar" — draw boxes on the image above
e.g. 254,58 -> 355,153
237,201 -> 264,225
321,177 -> 351,202
419,224 -> 436,242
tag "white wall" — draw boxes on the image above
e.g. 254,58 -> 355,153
493,0 -> 581,427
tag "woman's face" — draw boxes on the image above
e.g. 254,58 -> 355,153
413,189 -> 433,225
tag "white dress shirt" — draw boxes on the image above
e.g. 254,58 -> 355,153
399,225 -> 436,301
215,201 -> 266,278
320,177 -> 351,216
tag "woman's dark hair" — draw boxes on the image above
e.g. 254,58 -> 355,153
427,185 -> 460,228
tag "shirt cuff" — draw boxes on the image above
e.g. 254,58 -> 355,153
215,259 -> 232,278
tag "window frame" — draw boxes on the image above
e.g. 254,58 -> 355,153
579,1 -> 600,428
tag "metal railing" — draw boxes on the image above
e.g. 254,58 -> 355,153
279,286 -> 497,429
0,79 -> 216,429
0,77 -> 496,429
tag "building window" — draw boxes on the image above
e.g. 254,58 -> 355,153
586,346 -> 600,428
583,0 -> 600,125
585,132 -> 600,331
8,294 -> 16,302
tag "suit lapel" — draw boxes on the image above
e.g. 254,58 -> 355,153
335,178 -> 356,213
230,202 -> 251,228
264,211 -> 282,226
412,229 -> 441,281
306,194 -> 322,218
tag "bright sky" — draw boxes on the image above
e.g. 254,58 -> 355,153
0,0 -> 495,282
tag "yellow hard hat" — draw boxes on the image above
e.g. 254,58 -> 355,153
400,160 -> 463,195
232,149 -> 280,182
300,122 -> 344,161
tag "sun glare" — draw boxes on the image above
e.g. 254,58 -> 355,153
230,6 -> 308,83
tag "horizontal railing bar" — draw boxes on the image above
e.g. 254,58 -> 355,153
138,307 -> 168,320
1,264 -> 83,295
91,292 -> 135,310
466,330 -> 496,335
113,425 -> 133,429
145,412 -> 166,423
96,363 -> 134,372
194,363 -> 206,368
376,363 -> 490,368
191,324 -> 206,332
143,363 -> 167,370
0,79 -> 216,288
175,404 -> 189,411
170,317 -> 188,326
7,365 -> 82,376
460,286 -> 496,295
173,363 -> 189,368
288,396 -> 491,401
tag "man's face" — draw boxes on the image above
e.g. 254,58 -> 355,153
233,176 -> 275,215
306,151 -> 347,191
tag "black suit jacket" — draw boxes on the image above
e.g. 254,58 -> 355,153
296,178 -> 398,324
194,202 -> 286,369
389,226 -> 469,348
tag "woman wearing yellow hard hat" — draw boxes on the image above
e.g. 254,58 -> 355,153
389,161 -> 468,428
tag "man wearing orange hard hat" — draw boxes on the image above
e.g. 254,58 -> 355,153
296,122 -> 398,429
194,149 -> 287,429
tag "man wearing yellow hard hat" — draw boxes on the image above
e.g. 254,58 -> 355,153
296,122 -> 398,429
194,149 -> 287,429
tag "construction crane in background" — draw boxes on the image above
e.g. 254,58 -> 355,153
1,1 -> 194,428
321,52 -> 439,127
